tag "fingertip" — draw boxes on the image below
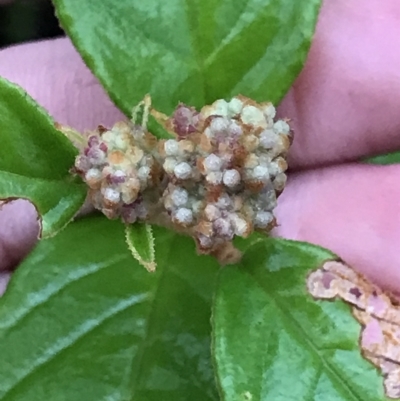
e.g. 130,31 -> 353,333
0,37 -> 123,130
0,200 -> 39,271
274,163 -> 400,291
278,0 -> 400,168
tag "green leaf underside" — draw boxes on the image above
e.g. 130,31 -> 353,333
365,151 -> 400,165
0,77 -> 77,179
125,223 -> 156,272
54,0 -> 321,115
213,239 -> 390,401
0,216 -> 219,401
0,77 -> 86,237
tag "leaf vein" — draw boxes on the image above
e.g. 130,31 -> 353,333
261,287 -> 363,401
0,293 -> 148,399
0,255 -> 125,331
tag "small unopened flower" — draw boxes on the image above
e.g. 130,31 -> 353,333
172,104 -> 201,137
72,95 -> 292,264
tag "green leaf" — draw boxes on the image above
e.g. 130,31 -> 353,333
0,172 -> 87,237
213,238 -> 389,401
54,0 -> 321,114
364,151 -> 400,165
0,77 -> 87,237
0,216 -> 219,401
0,77 -> 77,179
148,114 -> 175,140
125,223 -> 156,272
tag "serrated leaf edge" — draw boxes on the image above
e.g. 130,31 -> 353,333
125,223 -> 156,273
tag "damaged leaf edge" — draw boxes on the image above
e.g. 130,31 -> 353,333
307,259 -> 400,399
0,185 -> 87,240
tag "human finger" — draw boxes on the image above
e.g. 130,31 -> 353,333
274,163 -> 400,291
278,0 -> 400,169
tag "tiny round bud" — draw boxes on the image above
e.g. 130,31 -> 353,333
75,155 -> 91,173
253,165 -> 270,182
163,157 -> 178,174
228,121 -> 243,137
121,177 -> 141,204
114,135 -> 129,151
85,168 -> 102,187
259,129 -> 277,149
204,204 -> 221,221
240,105 -> 266,127
268,162 -> 282,177
210,99 -> 229,116
103,187 -> 120,204
137,166 -> 151,181
129,147 -> 144,165
228,98 -> 243,116
197,234 -> 213,249
174,162 -> 192,179
88,135 -> 100,147
263,103 -> 276,119
173,104 -> 199,137
230,215 -> 249,237
109,169 -> 126,184
204,154 -> 223,172
171,188 -> 189,206
243,134 -> 259,151
216,194 -> 231,209
164,139 -> 180,156
113,121 -> 132,136
99,142 -> 108,153
254,211 -> 273,228
87,147 -> 106,165
259,186 -> 277,209
178,140 -> 195,154
101,130 -> 114,143
244,154 -> 259,169
214,218 -> 234,240
223,169 -> 241,188
210,117 -> 229,134
273,120 -> 290,135
191,200 -> 204,214
206,172 -> 223,185
258,154 -> 272,166
174,207 -> 193,225
273,173 -> 287,191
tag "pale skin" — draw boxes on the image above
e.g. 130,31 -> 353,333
0,0 -> 399,295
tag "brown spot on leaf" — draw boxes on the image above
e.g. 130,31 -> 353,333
349,287 -> 362,298
307,260 -> 400,399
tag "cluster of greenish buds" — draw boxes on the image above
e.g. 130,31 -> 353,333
72,95 -> 292,263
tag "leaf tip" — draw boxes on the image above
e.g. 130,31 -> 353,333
141,260 -> 157,273
125,223 -> 157,273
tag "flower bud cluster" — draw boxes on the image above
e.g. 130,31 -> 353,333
73,96 -> 292,263
74,122 -> 162,224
